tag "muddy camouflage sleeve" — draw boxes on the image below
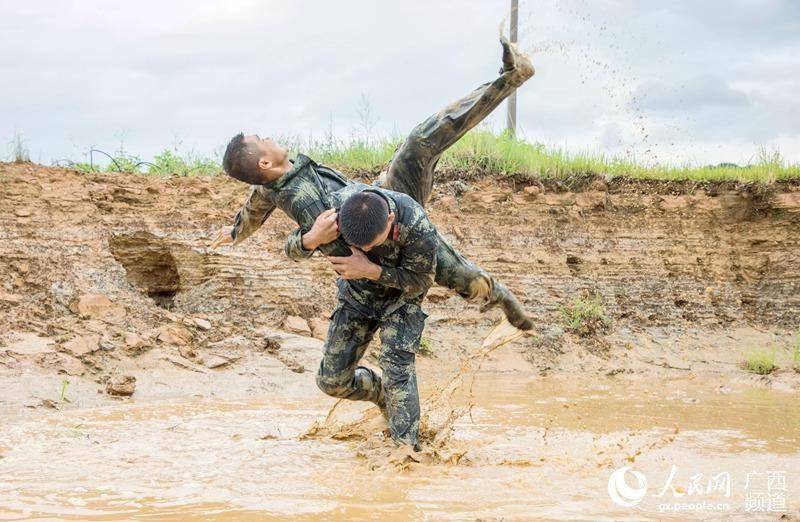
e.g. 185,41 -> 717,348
377,218 -> 438,296
284,228 -> 316,261
231,185 -> 277,245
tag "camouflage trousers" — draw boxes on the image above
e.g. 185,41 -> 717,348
316,302 -> 426,448
376,61 -> 533,304
316,62 -> 531,447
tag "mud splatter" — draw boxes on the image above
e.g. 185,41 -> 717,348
302,320 -> 527,467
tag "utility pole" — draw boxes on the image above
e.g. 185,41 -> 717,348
506,0 -> 519,137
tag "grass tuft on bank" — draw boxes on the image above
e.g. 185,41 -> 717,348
7,133 -> 31,164
743,346 -> 778,375
64,130 -> 799,182
70,148 -> 220,177
560,291 -> 611,337
310,131 -> 800,183
741,333 -> 800,375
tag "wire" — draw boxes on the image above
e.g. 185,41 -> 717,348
85,150 -> 162,174
133,161 -> 160,172
89,149 -> 123,172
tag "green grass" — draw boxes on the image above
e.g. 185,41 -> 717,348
60,378 -> 70,403
418,337 -> 435,357
307,137 -> 401,173
150,149 -> 220,176
744,345 -> 778,375
7,132 -> 30,163
59,129 -> 800,181
743,334 -> 800,375
308,130 -> 799,183
560,291 -> 611,336
71,146 -> 222,177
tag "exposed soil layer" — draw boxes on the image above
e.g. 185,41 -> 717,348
1,162 -> 799,519
2,159 -> 799,395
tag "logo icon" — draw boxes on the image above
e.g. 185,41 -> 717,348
608,466 -> 648,507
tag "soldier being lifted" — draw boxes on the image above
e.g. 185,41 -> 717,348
211,37 -> 536,448
212,37 -> 535,330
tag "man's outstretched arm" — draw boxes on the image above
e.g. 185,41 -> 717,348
231,186 -> 277,245
211,185 -> 277,248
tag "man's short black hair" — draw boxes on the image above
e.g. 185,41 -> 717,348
339,192 -> 390,247
222,133 -> 262,184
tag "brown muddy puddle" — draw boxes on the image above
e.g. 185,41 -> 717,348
1,375 -> 798,520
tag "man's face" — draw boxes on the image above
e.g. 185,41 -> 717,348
243,135 -> 289,182
359,213 -> 395,252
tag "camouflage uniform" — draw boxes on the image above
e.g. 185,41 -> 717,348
227,55 -> 534,447
286,184 -> 436,447
231,56 -> 534,320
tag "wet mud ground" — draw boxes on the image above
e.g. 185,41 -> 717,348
2,363 -> 799,520
2,163 -> 800,519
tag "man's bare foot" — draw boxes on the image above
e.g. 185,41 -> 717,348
499,36 -> 535,84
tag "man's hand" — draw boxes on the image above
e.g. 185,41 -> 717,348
302,208 -> 339,251
327,247 -> 382,280
211,226 -> 235,249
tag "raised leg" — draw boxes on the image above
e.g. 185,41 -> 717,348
379,37 -> 535,207
434,233 -> 533,330
375,38 -> 535,331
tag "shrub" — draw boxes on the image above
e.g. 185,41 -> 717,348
8,133 -> 30,163
419,337 -> 435,357
560,291 -> 611,336
743,345 -> 777,375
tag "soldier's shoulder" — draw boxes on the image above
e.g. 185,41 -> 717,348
396,198 -> 435,237
314,161 -> 344,175
330,182 -> 366,204
396,194 -> 429,219
344,182 -> 370,195
384,191 -> 423,212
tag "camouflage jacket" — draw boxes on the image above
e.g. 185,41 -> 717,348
230,154 -> 438,316
231,154 -> 348,252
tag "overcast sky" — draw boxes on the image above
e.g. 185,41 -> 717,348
1,0 -> 798,167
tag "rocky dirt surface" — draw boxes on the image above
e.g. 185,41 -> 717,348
1,162 -> 799,411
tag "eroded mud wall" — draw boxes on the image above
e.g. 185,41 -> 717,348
1,163 -> 798,335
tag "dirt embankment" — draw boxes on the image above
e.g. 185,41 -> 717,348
1,162 -> 799,408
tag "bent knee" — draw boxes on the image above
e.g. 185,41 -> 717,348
399,125 -> 435,158
315,370 -> 349,398
405,126 -> 428,146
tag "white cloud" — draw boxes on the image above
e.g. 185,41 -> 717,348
1,0 -> 798,166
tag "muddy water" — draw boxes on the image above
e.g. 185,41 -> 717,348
1,375 -> 798,520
